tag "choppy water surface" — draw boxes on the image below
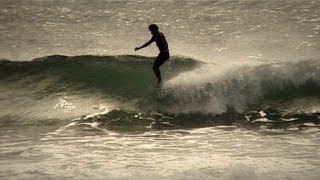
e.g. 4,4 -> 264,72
1,0 -> 320,179
1,0 -> 319,61
1,126 -> 319,179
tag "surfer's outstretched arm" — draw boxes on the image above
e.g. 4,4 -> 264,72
135,38 -> 154,51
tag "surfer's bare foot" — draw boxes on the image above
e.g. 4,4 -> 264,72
155,81 -> 163,88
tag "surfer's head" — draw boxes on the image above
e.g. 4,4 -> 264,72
149,24 -> 159,34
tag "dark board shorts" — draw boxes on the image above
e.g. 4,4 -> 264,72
153,51 -> 170,69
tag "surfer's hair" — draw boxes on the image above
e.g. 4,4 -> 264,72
149,24 -> 159,31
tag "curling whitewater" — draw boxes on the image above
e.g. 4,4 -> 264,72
0,55 -> 320,130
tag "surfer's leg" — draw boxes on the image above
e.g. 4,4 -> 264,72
153,52 -> 169,85
152,52 -> 169,85
152,66 -> 162,84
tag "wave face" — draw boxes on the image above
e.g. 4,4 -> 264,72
0,55 -> 198,99
1,55 -> 320,129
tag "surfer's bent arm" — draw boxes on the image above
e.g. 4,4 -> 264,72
135,38 -> 154,51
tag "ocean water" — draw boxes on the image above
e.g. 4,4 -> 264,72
1,0 -> 320,179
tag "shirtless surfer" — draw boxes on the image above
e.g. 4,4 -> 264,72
135,24 -> 169,87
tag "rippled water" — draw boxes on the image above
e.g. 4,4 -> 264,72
1,0 -> 319,61
1,0 -> 320,179
1,125 -> 319,179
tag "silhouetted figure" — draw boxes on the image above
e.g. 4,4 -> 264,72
135,24 -> 169,87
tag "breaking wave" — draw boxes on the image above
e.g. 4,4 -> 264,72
1,55 -> 319,129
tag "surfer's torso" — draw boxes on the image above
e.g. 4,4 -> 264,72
152,32 -> 169,52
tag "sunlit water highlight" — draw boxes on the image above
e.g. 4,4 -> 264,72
1,126 -> 319,179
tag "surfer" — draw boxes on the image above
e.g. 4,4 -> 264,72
135,24 -> 169,87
